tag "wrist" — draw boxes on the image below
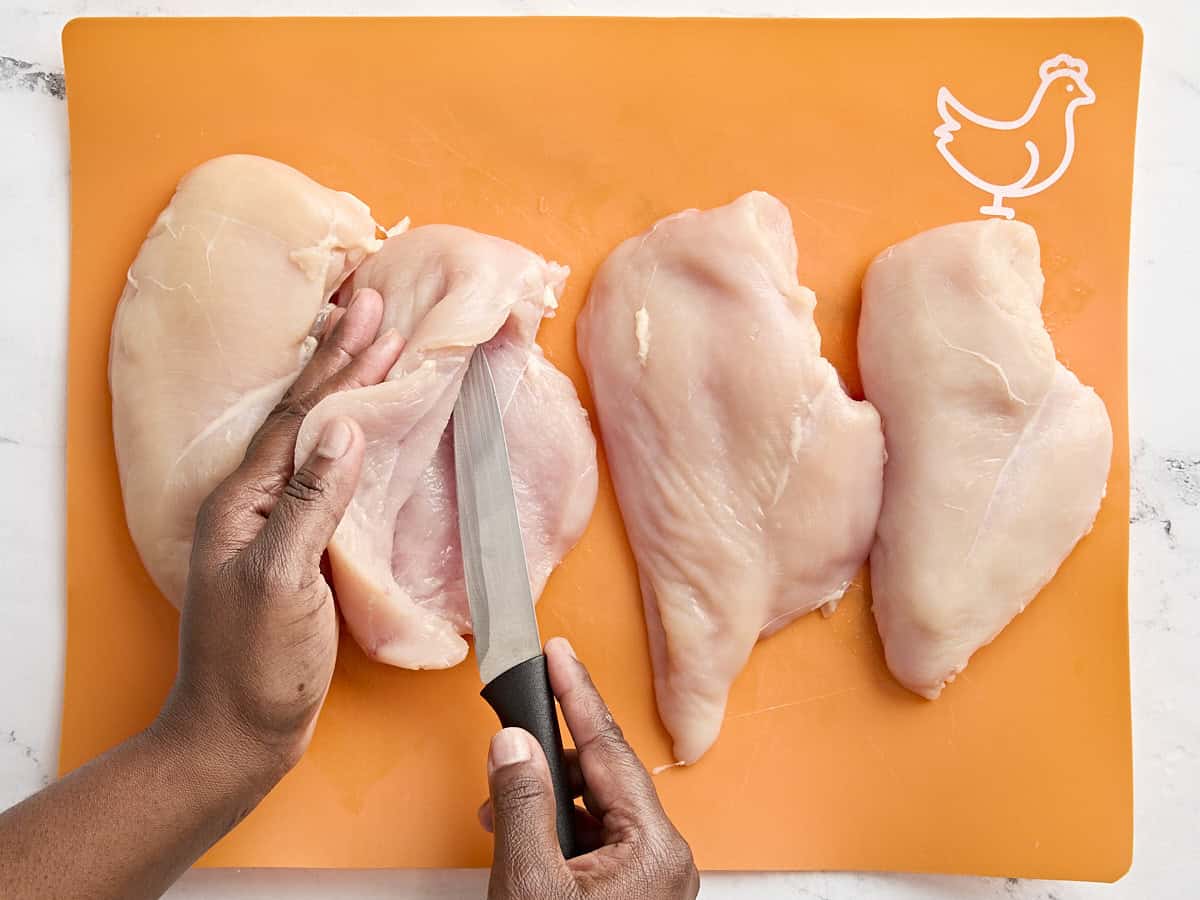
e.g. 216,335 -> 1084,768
151,687 -> 295,808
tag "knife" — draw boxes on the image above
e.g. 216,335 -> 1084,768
453,348 -> 577,858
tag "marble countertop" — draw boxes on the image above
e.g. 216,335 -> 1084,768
2,1 -> 1197,898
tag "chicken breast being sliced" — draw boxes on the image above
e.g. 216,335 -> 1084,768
111,154 -> 383,607
113,156 -> 596,670
578,192 -> 885,764
859,219 -> 1112,698
296,226 -> 597,669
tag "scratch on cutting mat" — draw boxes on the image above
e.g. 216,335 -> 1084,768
813,197 -> 869,215
651,760 -> 686,776
788,205 -> 832,234
725,687 -> 860,722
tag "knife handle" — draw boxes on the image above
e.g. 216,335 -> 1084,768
481,654 -> 577,858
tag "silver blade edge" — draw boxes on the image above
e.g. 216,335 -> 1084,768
453,349 -> 543,684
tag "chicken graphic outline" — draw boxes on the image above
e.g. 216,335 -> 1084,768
934,53 -> 1096,219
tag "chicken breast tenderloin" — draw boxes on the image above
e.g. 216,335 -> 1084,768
578,192 -> 885,764
859,220 -> 1112,699
111,155 -> 382,607
296,226 -> 598,669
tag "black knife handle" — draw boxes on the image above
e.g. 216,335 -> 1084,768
481,654 -> 577,858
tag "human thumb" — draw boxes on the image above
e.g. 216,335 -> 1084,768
254,416 -> 364,579
487,728 -> 569,899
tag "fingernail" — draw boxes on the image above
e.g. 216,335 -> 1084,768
348,288 -> 365,309
489,728 -> 531,772
316,419 -> 353,460
549,636 -> 577,660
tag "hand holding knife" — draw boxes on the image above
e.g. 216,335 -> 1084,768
453,348 -> 577,858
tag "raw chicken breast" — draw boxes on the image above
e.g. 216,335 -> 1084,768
296,226 -> 598,669
111,154 -> 382,606
578,192 -> 885,764
859,220 -> 1112,698
112,156 -> 596,671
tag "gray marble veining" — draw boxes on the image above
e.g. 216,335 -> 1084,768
0,56 -> 65,99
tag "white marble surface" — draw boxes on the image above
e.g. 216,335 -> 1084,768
1,1 -> 1197,897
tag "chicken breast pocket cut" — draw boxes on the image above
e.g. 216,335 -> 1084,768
578,191 -> 885,764
296,225 -> 597,669
111,155 -> 597,670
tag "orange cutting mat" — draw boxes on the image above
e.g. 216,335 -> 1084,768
61,17 -> 1139,879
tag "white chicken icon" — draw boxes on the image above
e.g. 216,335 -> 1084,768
934,54 -> 1096,218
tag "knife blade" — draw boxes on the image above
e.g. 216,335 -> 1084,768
453,348 -> 577,858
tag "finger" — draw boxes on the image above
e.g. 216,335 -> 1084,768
233,290 -> 381,501
486,804 -> 604,855
562,749 -> 587,798
292,287 -> 384,401
477,746 -> 590,829
546,637 -> 664,824
487,728 -> 571,892
570,806 -> 605,854
242,288 -> 388,470
561,749 -> 606,820
237,301 -> 402,510
249,416 -> 365,584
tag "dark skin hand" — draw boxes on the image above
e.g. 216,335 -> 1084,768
0,287 -> 700,900
167,287 -> 402,772
478,638 -> 700,900
0,288 -> 403,900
